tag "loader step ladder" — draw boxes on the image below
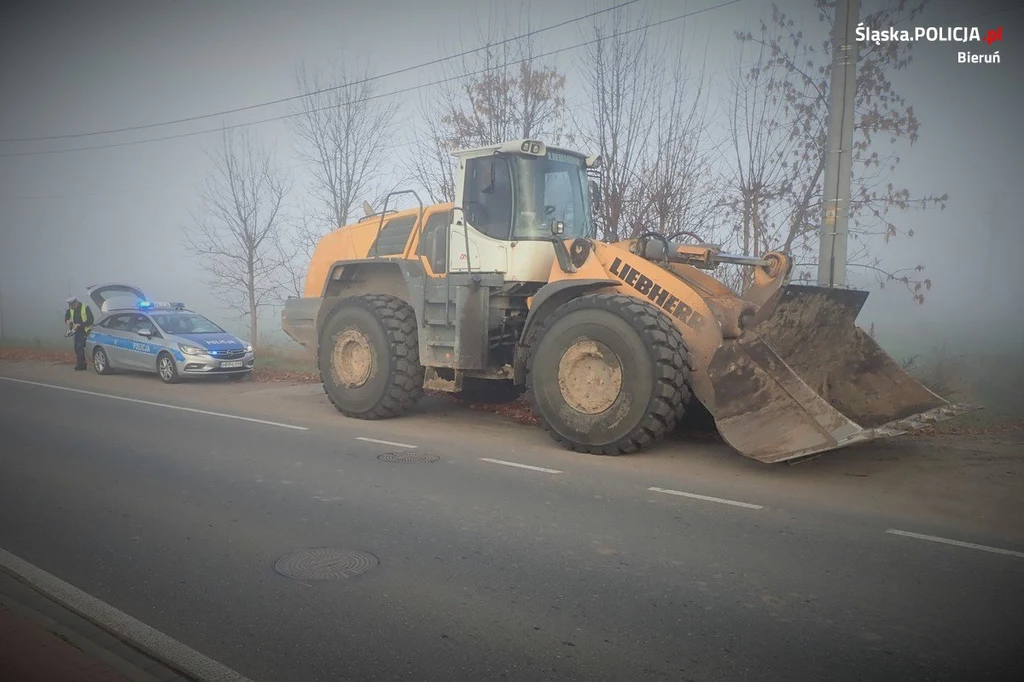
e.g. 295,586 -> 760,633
420,275 -> 494,370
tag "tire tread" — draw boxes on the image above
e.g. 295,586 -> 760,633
320,294 -> 425,419
526,293 -> 691,455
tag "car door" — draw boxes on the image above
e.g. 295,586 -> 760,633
95,313 -> 131,368
124,313 -> 161,370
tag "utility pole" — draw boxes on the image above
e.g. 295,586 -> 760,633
817,0 -> 860,288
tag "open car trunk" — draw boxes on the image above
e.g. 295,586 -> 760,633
86,283 -> 147,314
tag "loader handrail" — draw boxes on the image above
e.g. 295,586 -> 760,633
373,190 -> 424,260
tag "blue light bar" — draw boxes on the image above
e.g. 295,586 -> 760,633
138,301 -> 186,310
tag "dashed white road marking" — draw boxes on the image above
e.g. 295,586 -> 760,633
0,376 -> 307,430
0,547 -> 255,682
648,487 -> 763,510
885,529 -> 1024,559
356,436 -> 418,449
480,458 -> 563,474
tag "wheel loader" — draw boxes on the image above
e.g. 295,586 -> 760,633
282,139 -> 975,463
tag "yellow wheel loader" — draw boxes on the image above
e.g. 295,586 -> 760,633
282,139 -> 975,463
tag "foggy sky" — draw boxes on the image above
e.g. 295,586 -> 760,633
1,0 -> 1022,361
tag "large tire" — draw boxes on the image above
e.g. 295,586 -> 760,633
319,294 -> 424,419
527,293 -> 691,455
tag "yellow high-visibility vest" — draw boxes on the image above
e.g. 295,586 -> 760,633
68,305 -> 91,333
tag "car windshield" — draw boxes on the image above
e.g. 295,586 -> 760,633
152,312 -> 224,335
511,152 -> 593,240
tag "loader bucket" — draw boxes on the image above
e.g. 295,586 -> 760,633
707,285 -> 978,463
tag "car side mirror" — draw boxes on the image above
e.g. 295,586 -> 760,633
551,220 -> 565,236
137,328 -> 154,338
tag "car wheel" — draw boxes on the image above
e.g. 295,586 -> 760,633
92,347 -> 114,375
157,352 -> 181,384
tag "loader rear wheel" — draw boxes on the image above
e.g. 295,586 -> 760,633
319,294 -> 425,419
527,294 -> 691,455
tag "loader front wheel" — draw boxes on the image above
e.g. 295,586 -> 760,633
319,294 -> 425,419
527,294 -> 691,455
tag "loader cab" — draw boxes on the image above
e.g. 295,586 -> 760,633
450,140 -> 599,282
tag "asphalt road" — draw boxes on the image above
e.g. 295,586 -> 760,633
1,368 -> 1022,682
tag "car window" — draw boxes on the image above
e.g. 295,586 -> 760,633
152,313 -> 224,334
128,314 -> 154,335
107,314 -> 132,332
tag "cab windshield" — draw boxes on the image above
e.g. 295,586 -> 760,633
152,313 -> 224,335
512,152 -> 593,240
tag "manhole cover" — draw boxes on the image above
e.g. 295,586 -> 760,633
377,452 -> 440,463
274,548 -> 378,581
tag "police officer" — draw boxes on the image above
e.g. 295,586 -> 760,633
64,296 -> 94,370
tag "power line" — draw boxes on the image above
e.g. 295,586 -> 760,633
0,0 -> 644,143
0,0 -> 743,159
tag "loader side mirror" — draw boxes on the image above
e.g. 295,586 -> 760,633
588,179 -> 602,212
551,220 -> 565,236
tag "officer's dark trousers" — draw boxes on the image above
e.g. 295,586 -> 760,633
74,331 -> 87,369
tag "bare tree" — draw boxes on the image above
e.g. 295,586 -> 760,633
636,56 -> 722,243
729,0 -> 947,302
720,39 -> 807,290
406,5 -> 568,202
575,6 -> 720,244
290,60 -> 398,228
181,128 -> 291,345
404,95 -> 458,204
278,214 -> 321,298
284,59 -> 399,292
576,7 -> 656,242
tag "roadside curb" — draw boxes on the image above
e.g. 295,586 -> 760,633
0,584 -> 174,682
0,548 -> 256,682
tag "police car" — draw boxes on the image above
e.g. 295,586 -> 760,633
84,283 -> 254,384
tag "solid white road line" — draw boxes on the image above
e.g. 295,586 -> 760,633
480,458 -> 563,474
355,436 -> 418,449
0,547 -> 255,682
885,529 -> 1024,559
648,486 -> 763,510
0,376 -> 308,431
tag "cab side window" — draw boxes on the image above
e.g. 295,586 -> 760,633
463,156 -> 512,240
417,211 -> 451,273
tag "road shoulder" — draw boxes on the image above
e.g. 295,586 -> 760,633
0,549 -> 253,682
0,567 -> 190,682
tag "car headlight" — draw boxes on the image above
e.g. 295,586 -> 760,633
245,343 -> 253,353
178,343 -> 206,356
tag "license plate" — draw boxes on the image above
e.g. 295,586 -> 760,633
221,360 -> 244,368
